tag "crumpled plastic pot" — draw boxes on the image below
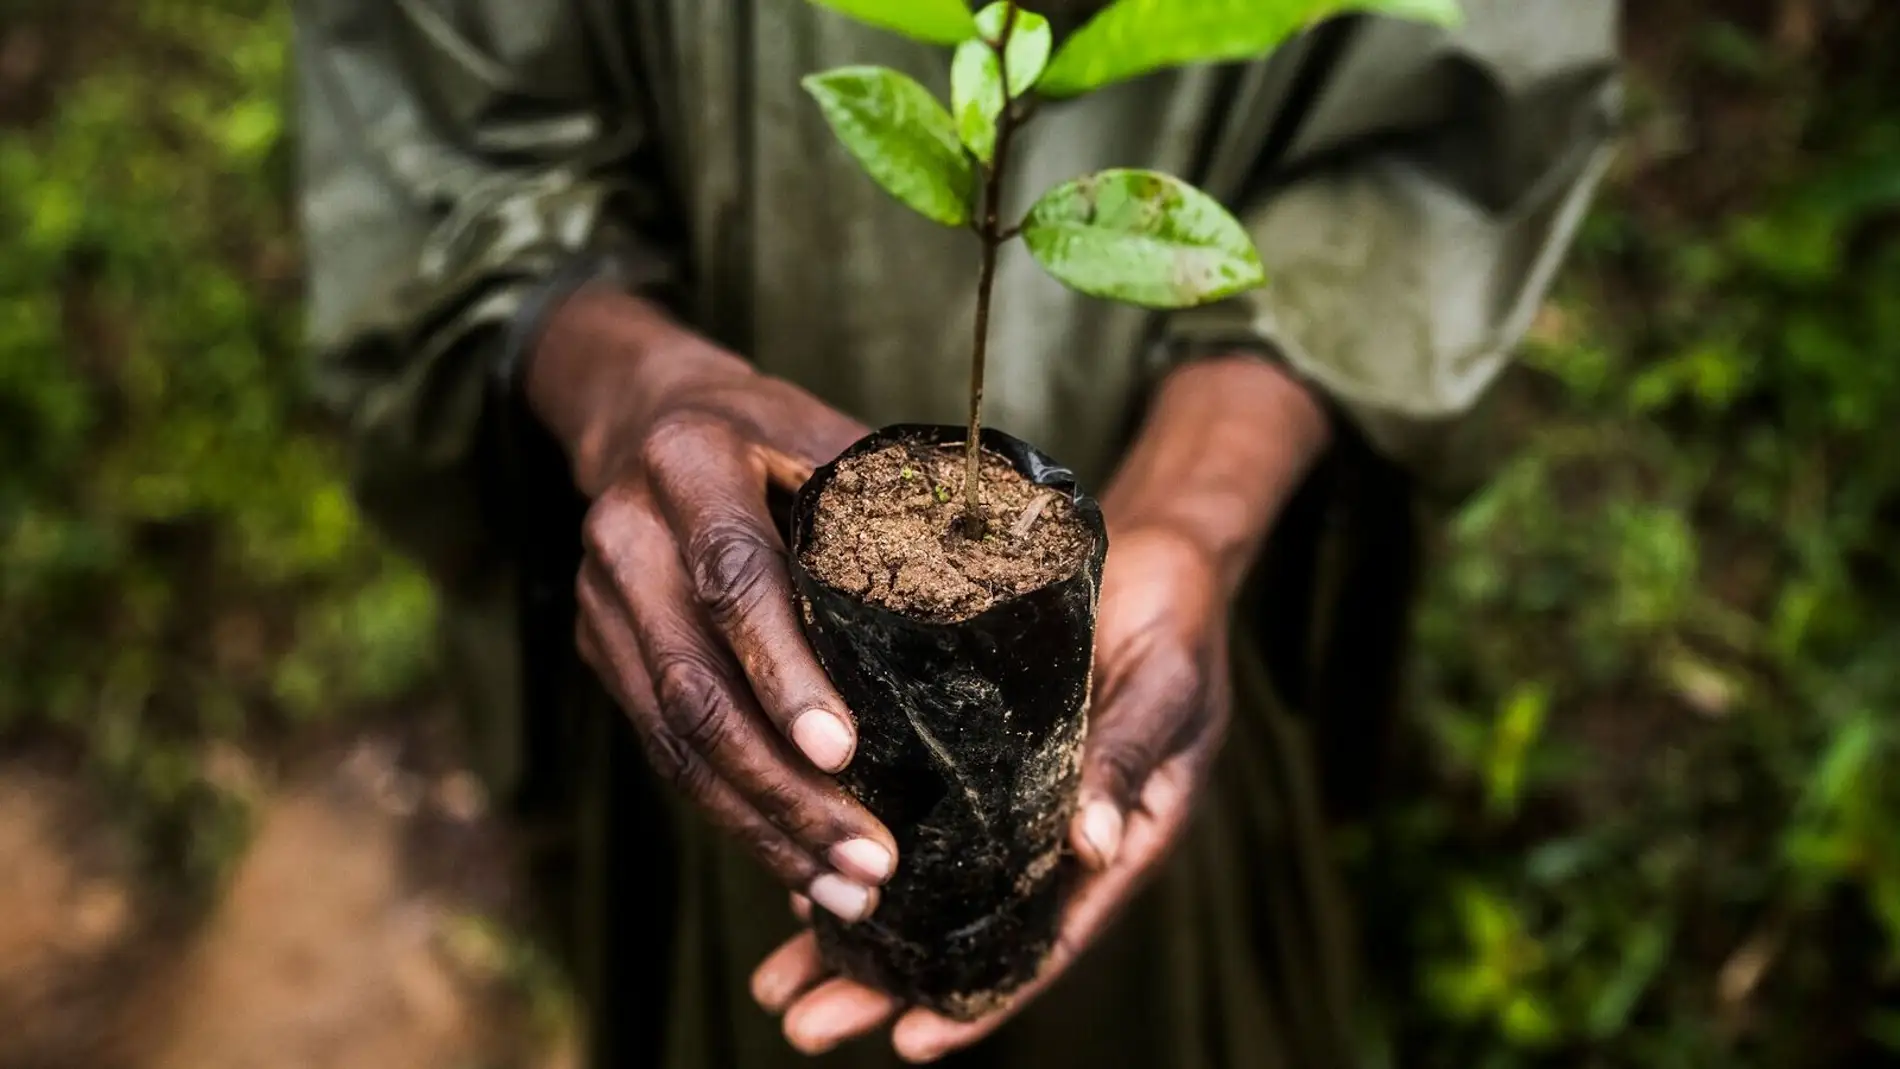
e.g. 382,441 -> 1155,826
788,423 -> 1108,1019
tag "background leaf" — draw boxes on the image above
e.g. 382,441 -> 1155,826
1039,0 -> 1462,97
805,0 -> 979,45
10,5 -> 1900,1067
802,66 -> 975,226
951,4 -> 1051,163
1021,168 -> 1264,308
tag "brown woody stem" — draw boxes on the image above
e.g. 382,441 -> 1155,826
962,4 -> 1022,537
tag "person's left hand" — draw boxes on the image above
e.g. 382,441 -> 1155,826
746,354 -> 1329,1061
747,519 -> 1233,1061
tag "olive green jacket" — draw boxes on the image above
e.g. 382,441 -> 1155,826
297,0 -> 1616,793
295,3 -> 1617,1065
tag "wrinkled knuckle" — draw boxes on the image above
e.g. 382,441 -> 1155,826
689,523 -> 779,622
652,652 -> 735,754
754,775 -> 836,844
740,825 -> 814,886
581,504 -> 625,566
636,726 -> 710,797
752,769 -> 802,818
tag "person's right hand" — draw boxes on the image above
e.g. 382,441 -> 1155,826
525,288 -> 896,924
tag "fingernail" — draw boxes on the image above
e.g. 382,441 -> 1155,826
791,709 -> 854,772
831,838 -> 895,884
1082,802 -> 1124,868
809,873 -> 874,923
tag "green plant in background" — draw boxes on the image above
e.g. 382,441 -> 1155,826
5,2 -> 1900,1065
0,0 -> 437,890
798,0 -> 1458,530
1366,10 -> 1900,1066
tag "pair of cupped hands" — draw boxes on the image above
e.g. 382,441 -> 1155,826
528,291 -> 1328,1062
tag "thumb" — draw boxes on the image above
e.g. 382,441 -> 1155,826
1071,643 -> 1204,870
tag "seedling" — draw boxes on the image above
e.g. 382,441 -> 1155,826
801,0 -> 1460,534
791,0 -> 1464,1016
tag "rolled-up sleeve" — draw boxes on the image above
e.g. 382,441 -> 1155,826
296,0 -> 672,582
1168,0 -> 1620,481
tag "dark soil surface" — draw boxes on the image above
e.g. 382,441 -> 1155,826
802,443 -> 1091,622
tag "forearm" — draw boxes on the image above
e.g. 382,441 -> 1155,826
1102,355 -> 1331,592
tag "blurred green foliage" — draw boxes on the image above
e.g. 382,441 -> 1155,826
3,1 -> 1898,1065
1369,5 -> 1900,1066
0,0 -> 436,886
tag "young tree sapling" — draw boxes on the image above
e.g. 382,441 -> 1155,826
789,0 -> 1462,1016
802,0 -> 1460,534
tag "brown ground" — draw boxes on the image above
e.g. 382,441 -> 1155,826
0,743 -> 570,1069
803,443 -> 1092,621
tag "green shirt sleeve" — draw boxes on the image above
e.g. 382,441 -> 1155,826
1169,0 -> 1620,487
295,0 -> 670,583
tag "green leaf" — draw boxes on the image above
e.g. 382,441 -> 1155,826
802,66 -> 975,226
1484,682 -> 1549,818
1040,0 -> 1462,97
1368,0 -> 1463,22
951,46 -> 1005,164
804,0 -> 980,45
951,5 -> 1052,163
976,2 -> 1053,91
1585,920 -> 1672,1040
1500,992 -> 1560,1047
1021,169 -> 1264,308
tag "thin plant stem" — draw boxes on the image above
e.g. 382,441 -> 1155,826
962,4 -> 1022,536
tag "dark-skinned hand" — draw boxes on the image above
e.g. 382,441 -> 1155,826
749,521 -> 1232,1059
746,355 -> 1333,1061
526,289 -> 899,924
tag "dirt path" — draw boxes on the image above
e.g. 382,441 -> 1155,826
0,773 -> 142,1069
0,744 -> 570,1069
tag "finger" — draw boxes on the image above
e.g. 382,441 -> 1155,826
894,751 -> 1207,1063
584,600 -> 886,919
641,419 -> 860,776
727,377 -> 870,486
791,892 -> 812,921
579,604 -> 853,902
576,613 -> 605,670
783,977 -> 901,1056
1071,639 -> 1207,869
581,497 -> 897,889
751,929 -> 828,1014
579,561 -> 892,904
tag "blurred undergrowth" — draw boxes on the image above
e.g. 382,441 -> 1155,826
0,0 -> 437,888
1366,2 -> 1900,1065
2,0 -> 1898,1065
